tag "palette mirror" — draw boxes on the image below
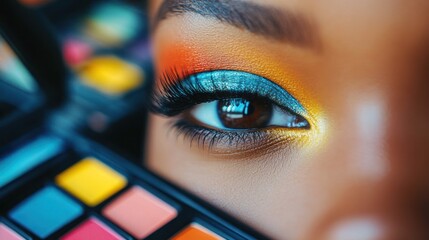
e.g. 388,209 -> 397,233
0,0 -> 66,146
0,31 -> 48,148
0,34 -> 40,118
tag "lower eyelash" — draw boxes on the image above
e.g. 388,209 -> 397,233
168,119 -> 305,159
172,119 -> 271,150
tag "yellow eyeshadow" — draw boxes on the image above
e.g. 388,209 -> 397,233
56,158 -> 126,206
77,56 -> 143,96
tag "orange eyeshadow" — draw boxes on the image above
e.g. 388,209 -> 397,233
172,223 -> 223,240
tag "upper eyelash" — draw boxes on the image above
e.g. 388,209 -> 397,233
150,69 -> 309,120
150,68 -> 241,116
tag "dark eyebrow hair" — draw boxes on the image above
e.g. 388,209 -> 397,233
153,0 -> 318,48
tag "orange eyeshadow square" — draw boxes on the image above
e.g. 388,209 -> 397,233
102,186 -> 177,239
172,223 -> 224,240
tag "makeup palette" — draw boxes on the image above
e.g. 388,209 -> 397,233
40,0 -> 152,159
0,1 -> 268,239
1,136 -> 267,239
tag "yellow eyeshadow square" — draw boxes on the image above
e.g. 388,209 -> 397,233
78,56 -> 143,96
56,158 -> 127,206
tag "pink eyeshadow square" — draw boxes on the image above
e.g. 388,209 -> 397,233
0,223 -> 24,240
103,186 -> 177,239
61,218 -> 123,240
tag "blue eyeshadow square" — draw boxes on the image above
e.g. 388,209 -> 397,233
0,135 -> 64,188
9,186 -> 83,238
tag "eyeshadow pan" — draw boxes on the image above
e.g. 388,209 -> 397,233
85,2 -> 141,46
172,223 -> 224,240
61,217 -> 124,240
9,186 -> 82,238
103,186 -> 177,239
0,223 -> 24,240
56,157 -> 127,206
63,38 -> 93,66
0,135 -> 64,188
77,56 -> 143,95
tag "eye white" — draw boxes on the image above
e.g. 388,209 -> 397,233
270,106 -> 303,127
189,100 -> 303,130
190,101 -> 224,129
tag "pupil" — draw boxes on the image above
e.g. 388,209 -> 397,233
217,98 -> 272,129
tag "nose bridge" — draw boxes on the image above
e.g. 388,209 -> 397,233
381,77 -> 429,214
378,71 -> 429,184
336,58 -> 429,182
307,5 -> 429,237
313,73 -> 429,239
340,74 -> 429,190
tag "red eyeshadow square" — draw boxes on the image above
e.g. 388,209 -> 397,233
61,218 -> 123,240
103,186 -> 177,239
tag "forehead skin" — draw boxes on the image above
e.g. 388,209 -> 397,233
148,0 -> 429,239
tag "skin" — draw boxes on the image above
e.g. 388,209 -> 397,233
146,0 -> 429,239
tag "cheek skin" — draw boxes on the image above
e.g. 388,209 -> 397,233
153,16 -> 328,151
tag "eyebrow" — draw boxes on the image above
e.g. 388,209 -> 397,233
153,0 -> 318,48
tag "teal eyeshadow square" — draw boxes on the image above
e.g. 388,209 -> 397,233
9,186 -> 83,238
0,135 -> 64,188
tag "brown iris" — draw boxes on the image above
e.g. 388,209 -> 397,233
217,98 -> 273,129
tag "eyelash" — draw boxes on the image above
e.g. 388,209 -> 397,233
150,69 -> 309,151
150,68 -> 263,116
172,119 -> 273,150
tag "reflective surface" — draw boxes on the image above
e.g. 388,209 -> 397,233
0,35 -> 37,93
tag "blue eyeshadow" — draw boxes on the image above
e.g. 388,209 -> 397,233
188,71 -> 307,116
0,135 -> 64,188
9,186 -> 82,238
153,70 -> 308,119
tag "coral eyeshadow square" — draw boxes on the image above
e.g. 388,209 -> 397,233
103,186 -> 177,239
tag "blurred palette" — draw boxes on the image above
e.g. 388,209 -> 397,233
23,0 -> 152,159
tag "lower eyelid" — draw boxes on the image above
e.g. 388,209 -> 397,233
169,119 -> 309,158
173,120 -> 274,151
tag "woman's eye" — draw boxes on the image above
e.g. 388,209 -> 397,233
188,98 -> 308,130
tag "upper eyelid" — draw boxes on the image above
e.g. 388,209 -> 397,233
192,71 -> 307,115
151,70 -> 308,119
